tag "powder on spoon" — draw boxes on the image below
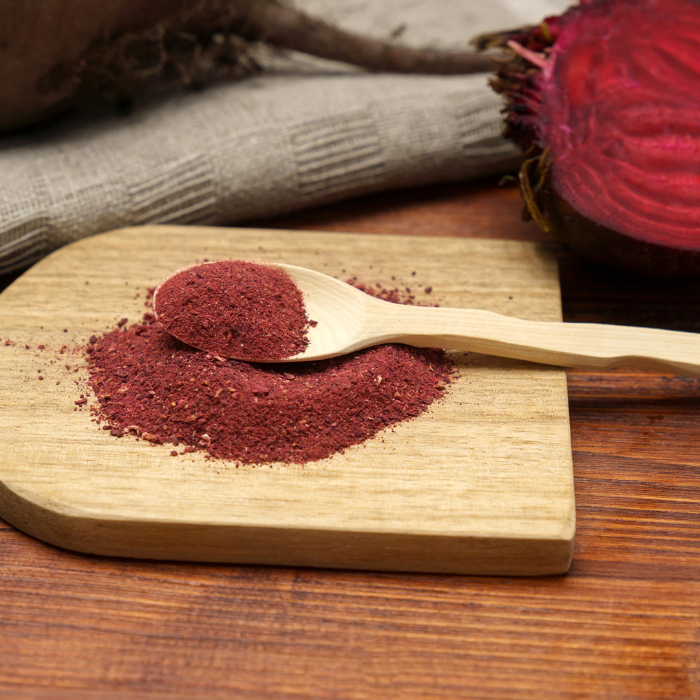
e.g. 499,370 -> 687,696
154,260 -> 311,361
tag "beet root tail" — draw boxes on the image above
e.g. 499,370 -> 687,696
230,0 -> 500,74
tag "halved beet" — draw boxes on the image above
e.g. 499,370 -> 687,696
481,0 -> 700,277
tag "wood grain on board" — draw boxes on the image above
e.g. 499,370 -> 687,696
0,225 -> 573,575
0,182 -> 699,700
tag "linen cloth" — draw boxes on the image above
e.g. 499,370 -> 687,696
0,0 -> 571,274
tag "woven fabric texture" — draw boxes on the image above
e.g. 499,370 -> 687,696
0,0 -> 571,274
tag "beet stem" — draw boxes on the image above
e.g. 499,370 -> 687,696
233,0 -> 499,74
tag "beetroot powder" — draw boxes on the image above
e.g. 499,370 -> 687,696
87,294 -> 454,465
154,260 -> 311,361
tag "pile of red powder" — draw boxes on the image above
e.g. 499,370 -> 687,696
86,273 -> 454,465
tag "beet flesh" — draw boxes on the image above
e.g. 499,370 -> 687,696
520,157 -> 700,278
485,0 -> 700,277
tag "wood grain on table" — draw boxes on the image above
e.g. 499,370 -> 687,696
1,180 -> 699,699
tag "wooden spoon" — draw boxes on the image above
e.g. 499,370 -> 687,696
157,262 -> 700,376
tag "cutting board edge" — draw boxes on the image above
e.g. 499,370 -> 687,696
0,476 -> 575,575
0,476 -> 574,575
91,224 -> 555,254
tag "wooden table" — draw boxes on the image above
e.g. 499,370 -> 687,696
1,180 -> 699,699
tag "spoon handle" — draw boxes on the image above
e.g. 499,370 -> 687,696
377,306 -> 700,377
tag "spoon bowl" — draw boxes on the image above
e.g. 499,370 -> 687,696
282,264 -> 372,360
156,261 -> 700,376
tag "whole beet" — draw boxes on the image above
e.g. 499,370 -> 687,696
0,0 -> 497,132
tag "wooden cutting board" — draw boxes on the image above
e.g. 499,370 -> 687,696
0,225 -> 574,575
